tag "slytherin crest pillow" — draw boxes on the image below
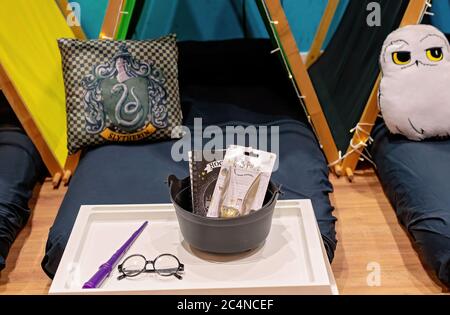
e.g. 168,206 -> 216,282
58,34 -> 182,154
379,25 -> 450,141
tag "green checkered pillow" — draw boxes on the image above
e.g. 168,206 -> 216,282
58,34 -> 182,154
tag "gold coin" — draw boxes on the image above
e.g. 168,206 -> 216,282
220,207 -> 240,218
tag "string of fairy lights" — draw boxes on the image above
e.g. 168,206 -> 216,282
258,0 -> 324,151
260,0 -> 434,170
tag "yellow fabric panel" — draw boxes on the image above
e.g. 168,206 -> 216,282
0,0 -> 75,168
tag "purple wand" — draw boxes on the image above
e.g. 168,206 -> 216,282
82,221 -> 149,289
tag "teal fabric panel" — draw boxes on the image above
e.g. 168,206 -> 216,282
69,0 -> 348,49
132,0 -> 250,41
283,0 -> 348,51
431,0 -> 450,33
131,0 -> 347,51
244,0 -> 271,38
72,0 -> 108,39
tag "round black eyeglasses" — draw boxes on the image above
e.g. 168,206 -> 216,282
117,254 -> 184,280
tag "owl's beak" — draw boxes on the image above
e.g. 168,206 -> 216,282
415,60 -> 419,67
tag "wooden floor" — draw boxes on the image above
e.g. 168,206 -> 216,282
0,171 -> 448,295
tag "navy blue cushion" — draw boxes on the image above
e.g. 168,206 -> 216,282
371,122 -> 450,287
0,130 -> 45,271
42,39 -> 337,278
42,120 -> 336,278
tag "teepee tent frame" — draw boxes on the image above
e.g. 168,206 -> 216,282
0,0 -> 136,187
340,0 -> 430,178
0,1 -> 82,187
1,0 -> 428,186
258,0 -> 340,167
259,0 -> 429,180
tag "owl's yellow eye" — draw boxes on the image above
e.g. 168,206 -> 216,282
392,51 -> 411,65
426,47 -> 443,62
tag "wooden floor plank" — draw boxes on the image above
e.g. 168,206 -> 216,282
330,173 -> 447,294
0,173 -> 448,294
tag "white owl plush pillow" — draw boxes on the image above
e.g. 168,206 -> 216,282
379,25 -> 450,141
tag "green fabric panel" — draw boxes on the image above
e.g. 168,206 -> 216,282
116,0 -> 137,40
308,0 -> 409,153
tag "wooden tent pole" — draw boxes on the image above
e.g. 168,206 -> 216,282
306,0 -> 340,68
55,0 -> 87,40
55,0 -> 88,185
0,2 -> 90,187
262,0 -> 340,166
0,63 -> 62,179
62,151 -> 81,185
100,0 -> 126,39
341,0 -> 428,178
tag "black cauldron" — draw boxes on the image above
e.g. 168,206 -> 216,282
168,175 -> 281,254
